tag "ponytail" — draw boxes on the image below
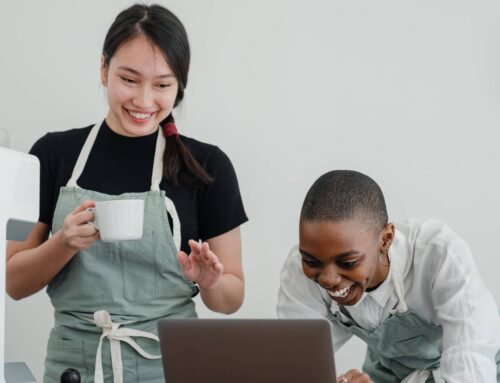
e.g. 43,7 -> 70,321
161,115 -> 213,187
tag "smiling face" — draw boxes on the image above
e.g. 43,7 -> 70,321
101,34 -> 179,137
299,218 -> 394,306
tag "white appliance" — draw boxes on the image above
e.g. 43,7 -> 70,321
0,147 -> 39,382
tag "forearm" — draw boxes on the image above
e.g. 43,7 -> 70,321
199,273 -> 244,314
7,231 -> 76,300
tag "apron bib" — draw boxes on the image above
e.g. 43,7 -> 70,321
331,255 -> 500,382
43,122 -> 197,383
330,255 -> 442,383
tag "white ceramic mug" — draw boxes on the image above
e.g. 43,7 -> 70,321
89,199 -> 144,242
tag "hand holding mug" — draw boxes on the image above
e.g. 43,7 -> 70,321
177,240 -> 224,290
60,200 -> 100,252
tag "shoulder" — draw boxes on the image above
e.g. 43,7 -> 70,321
398,218 -> 466,245
397,218 -> 470,261
180,135 -> 234,171
180,135 -> 217,154
280,245 -> 317,290
281,245 -> 303,277
30,125 -> 93,159
396,218 -> 475,286
279,245 -> 318,292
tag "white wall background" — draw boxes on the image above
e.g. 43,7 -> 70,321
1,0 -> 500,381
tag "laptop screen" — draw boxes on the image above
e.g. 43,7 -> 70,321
157,318 -> 336,383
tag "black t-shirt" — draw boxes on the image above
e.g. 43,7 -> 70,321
29,121 -> 248,253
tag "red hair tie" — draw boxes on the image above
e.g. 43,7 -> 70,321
163,122 -> 179,138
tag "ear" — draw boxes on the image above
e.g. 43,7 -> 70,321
380,223 -> 395,254
100,55 -> 108,86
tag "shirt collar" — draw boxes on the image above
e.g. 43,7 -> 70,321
366,265 -> 393,307
366,227 -> 409,308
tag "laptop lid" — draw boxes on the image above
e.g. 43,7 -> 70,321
157,319 -> 336,383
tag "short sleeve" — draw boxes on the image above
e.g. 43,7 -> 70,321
197,146 -> 248,240
29,133 -> 56,226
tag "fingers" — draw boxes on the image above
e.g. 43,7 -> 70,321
177,251 -> 191,271
200,242 -> 222,269
338,370 -> 372,383
67,201 -> 97,226
178,250 -> 201,283
188,241 -> 221,269
61,200 -> 99,251
181,240 -> 224,288
64,214 -> 97,236
70,200 -> 96,215
188,239 -> 201,254
77,231 -> 100,250
79,222 -> 99,237
62,229 -> 100,252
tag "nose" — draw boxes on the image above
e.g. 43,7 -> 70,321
316,265 -> 341,289
133,86 -> 154,109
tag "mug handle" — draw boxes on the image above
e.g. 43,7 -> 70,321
86,207 -> 100,231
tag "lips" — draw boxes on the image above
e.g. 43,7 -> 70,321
327,285 -> 353,299
125,108 -> 155,123
129,111 -> 152,119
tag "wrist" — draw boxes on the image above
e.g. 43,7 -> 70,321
51,230 -> 78,258
198,277 -> 222,292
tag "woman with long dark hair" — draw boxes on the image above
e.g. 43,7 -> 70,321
6,4 -> 247,382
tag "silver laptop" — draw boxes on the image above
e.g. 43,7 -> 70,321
157,319 -> 336,383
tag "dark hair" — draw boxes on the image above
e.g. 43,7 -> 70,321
102,3 -> 213,186
301,170 -> 388,233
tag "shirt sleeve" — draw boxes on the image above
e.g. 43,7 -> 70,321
277,246 -> 353,352
28,133 -> 55,226
429,232 -> 500,382
198,146 -> 248,240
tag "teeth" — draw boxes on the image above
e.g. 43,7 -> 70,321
328,286 -> 351,298
129,111 -> 151,119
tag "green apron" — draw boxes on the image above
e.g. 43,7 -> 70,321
330,257 -> 500,382
43,122 -> 198,383
332,305 -> 441,382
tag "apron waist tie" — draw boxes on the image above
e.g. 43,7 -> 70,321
84,310 -> 161,383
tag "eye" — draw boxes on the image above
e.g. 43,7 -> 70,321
338,260 -> 358,269
120,76 -> 137,85
156,82 -> 176,90
301,257 -> 321,268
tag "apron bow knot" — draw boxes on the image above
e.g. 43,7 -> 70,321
94,310 -> 115,330
89,310 -> 162,383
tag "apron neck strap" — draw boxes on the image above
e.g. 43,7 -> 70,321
389,250 -> 409,313
66,120 -> 165,191
150,125 -> 165,191
67,122 -> 101,188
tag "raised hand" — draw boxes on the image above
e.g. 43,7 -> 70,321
337,369 -> 373,383
59,200 -> 100,252
177,239 -> 224,290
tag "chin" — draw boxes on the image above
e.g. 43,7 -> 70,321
121,121 -> 158,137
341,285 -> 363,306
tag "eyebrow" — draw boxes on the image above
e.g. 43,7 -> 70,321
117,66 -> 175,79
299,249 -> 361,260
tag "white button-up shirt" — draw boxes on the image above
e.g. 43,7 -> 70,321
277,218 -> 500,382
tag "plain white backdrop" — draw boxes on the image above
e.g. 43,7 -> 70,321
1,0 -> 500,381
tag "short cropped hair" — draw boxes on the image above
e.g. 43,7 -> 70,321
300,170 -> 388,233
